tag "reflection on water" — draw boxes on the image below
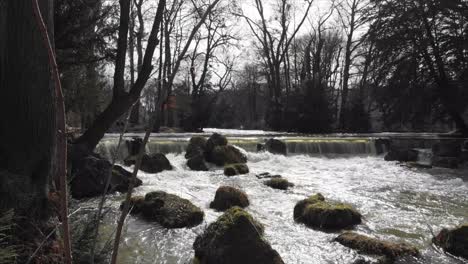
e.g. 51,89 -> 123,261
86,150 -> 468,264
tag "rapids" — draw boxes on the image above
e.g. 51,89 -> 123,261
88,143 -> 468,264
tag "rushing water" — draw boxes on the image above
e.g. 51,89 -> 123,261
89,140 -> 468,264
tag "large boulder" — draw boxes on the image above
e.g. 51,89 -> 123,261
210,186 -> 249,211
186,136 -> 207,159
125,137 -> 144,156
264,178 -> 294,190
209,145 -> 247,166
204,133 -> 228,159
193,207 -> 284,264
187,154 -> 208,171
122,191 -> 204,228
125,153 -> 173,173
384,148 -> 418,162
224,163 -> 249,176
335,232 -> 419,259
433,224 -> 468,259
70,154 -> 142,199
294,193 -> 362,230
265,139 -> 287,155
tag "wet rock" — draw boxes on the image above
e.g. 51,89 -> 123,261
264,178 -> 294,190
224,163 -> 249,176
384,148 -> 418,162
70,154 -> 142,199
433,224 -> 468,259
121,196 -> 145,215
126,137 -> 144,156
431,156 -> 459,169
186,136 -> 207,159
204,133 -> 228,159
256,172 -> 282,179
209,145 -> 247,166
187,154 -> 208,171
122,191 -> 204,228
294,193 -> 362,230
257,143 -> 265,152
335,232 -> 419,259
210,186 -> 249,211
265,138 -> 287,155
193,207 -> 284,264
432,140 -> 462,157
125,153 -> 173,173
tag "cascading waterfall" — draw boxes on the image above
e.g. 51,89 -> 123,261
95,135 -> 382,161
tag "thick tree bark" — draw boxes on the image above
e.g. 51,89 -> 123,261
0,0 -> 55,220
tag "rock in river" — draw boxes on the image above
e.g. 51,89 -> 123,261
210,186 -> 249,211
433,224 -> 468,260
335,232 -> 419,259
122,191 -> 204,228
193,206 -> 284,264
294,193 -> 362,230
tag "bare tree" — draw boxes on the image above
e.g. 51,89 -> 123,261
336,0 -> 369,130
74,0 -> 166,153
238,0 -> 314,129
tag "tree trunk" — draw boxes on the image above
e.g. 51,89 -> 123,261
0,2 -> 63,262
75,0 -> 166,152
0,0 -> 55,220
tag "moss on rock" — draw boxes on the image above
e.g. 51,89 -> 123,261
121,191 -> 204,228
193,207 -> 284,264
209,145 -> 247,166
294,193 -> 361,230
210,186 -> 249,211
433,224 -> 468,259
185,136 -> 207,159
187,154 -> 208,171
224,163 -> 249,176
264,178 -> 294,190
335,232 -> 419,259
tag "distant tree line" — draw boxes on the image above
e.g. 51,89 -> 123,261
56,0 -> 468,140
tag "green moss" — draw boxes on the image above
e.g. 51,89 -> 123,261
306,193 -> 325,203
210,207 -> 264,237
264,178 -> 294,190
294,193 -> 362,230
0,210 -> 16,264
335,232 -> 420,258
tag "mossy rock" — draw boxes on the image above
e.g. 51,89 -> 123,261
210,186 -> 249,211
433,224 -> 468,259
265,138 -> 287,155
121,191 -> 204,228
294,193 -> 361,230
125,153 -> 173,173
120,196 -> 145,215
293,194 -> 325,220
224,163 -> 249,176
193,207 -> 284,264
209,145 -> 247,166
204,133 -> 228,159
187,154 -> 208,171
264,178 -> 294,190
186,136 -> 207,159
70,154 -> 142,199
335,232 -> 419,259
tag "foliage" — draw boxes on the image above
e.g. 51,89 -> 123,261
0,210 -> 15,264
